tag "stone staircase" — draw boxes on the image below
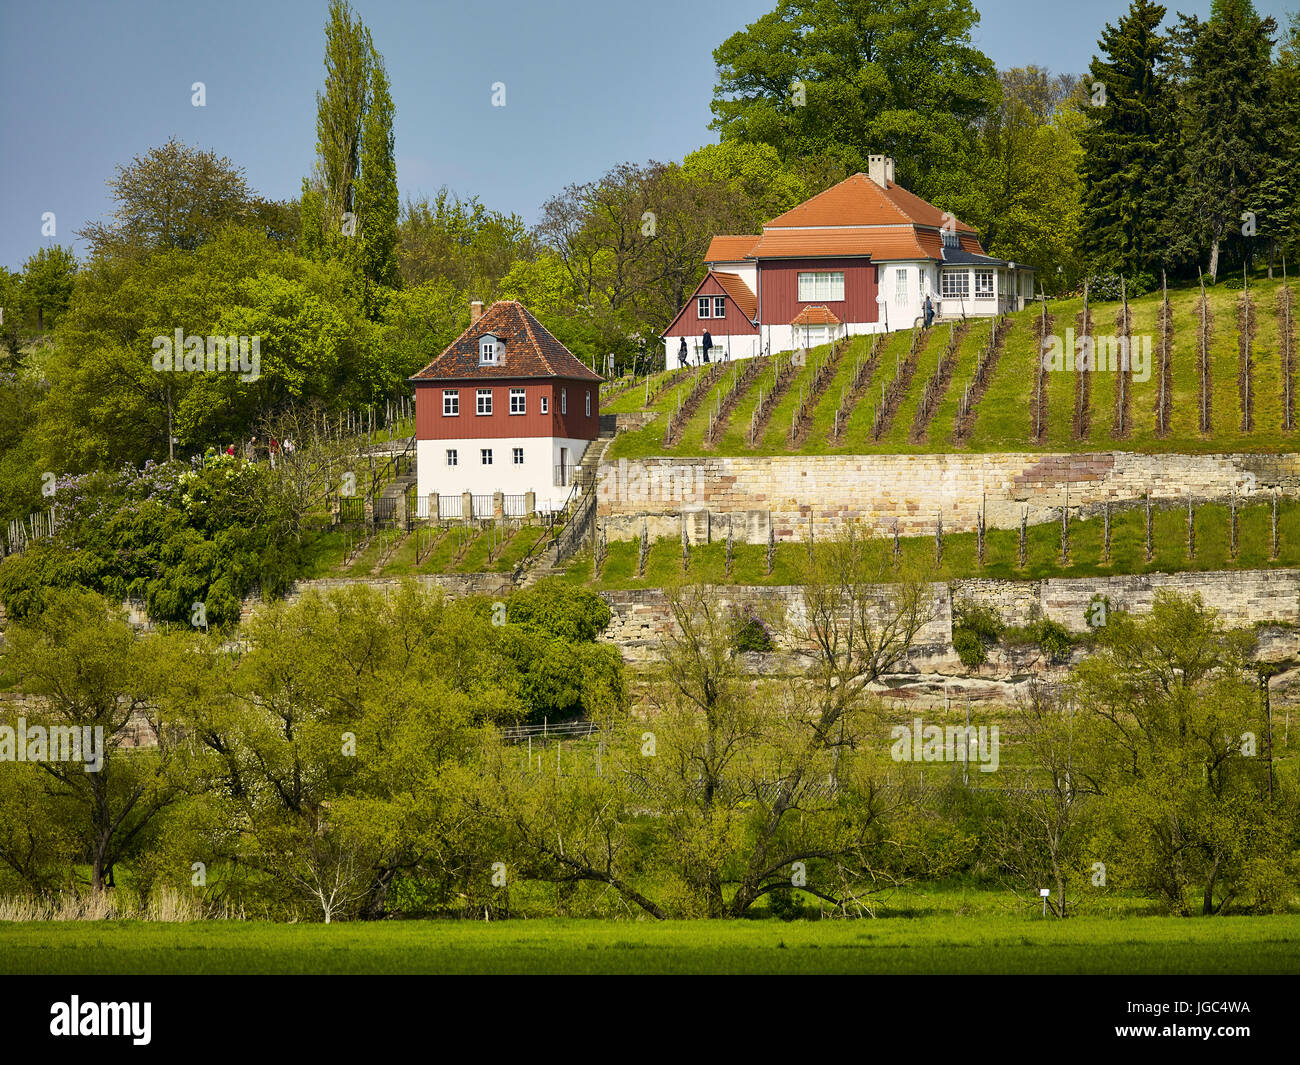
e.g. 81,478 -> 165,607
517,437 -> 611,587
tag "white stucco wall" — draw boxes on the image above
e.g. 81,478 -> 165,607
417,435 -> 591,514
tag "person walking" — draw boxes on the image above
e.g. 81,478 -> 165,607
678,337 -> 688,369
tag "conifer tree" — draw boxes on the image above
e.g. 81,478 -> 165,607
1257,11 -> 1300,274
1079,0 -> 1179,279
1168,0 -> 1276,280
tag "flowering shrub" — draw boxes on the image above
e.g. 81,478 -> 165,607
730,606 -> 774,654
0,459 -> 299,627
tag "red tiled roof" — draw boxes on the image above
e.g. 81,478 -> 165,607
748,225 -> 945,260
411,301 -> 603,383
714,272 -> 757,319
791,305 -> 841,326
766,172 -> 978,233
745,225 -> 982,261
706,235 -> 760,262
748,228 -> 879,258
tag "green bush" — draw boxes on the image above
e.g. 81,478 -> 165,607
766,887 -> 807,921
506,578 -> 612,641
953,627 -> 988,667
952,601 -> 1003,667
1033,619 -> 1073,662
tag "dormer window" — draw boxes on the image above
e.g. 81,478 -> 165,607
479,334 -> 501,365
941,228 -> 960,249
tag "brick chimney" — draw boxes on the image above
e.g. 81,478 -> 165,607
470,300 -> 484,323
867,154 -> 894,188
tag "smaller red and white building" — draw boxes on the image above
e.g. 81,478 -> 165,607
411,301 -> 603,514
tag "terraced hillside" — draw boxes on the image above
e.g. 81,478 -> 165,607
605,276 -> 1298,459
565,496 -> 1300,587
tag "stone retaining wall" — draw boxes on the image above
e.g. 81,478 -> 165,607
238,573 -> 513,623
596,452 -> 1300,543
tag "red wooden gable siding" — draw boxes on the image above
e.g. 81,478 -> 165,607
693,274 -> 757,333
665,274 -> 758,336
416,376 -> 598,441
757,258 -> 878,326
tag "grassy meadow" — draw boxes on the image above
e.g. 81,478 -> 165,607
3,909 -> 1296,975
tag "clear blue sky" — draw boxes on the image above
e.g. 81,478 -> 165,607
0,0 -> 1294,269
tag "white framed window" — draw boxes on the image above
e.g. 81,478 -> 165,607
974,270 -> 994,299
512,447 -> 524,465
443,389 -> 459,416
697,297 -> 711,318
541,395 -> 549,414
797,271 -> 845,302
800,325 -> 830,348
481,448 -> 493,465
585,390 -> 591,417
510,388 -> 526,414
940,270 -> 970,300
561,388 -> 567,415
894,268 -> 908,307
446,449 -> 457,466
476,388 -> 492,415
942,228 -> 960,249
713,295 -> 726,318
479,336 -> 498,364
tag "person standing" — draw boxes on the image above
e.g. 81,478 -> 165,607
923,292 -> 935,328
701,329 -> 713,364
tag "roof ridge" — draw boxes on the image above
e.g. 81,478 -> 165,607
856,173 -> 913,225
409,299 -> 603,383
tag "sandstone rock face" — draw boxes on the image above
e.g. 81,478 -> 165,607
597,569 -> 1300,673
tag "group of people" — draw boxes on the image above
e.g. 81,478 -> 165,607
673,294 -> 939,372
677,330 -> 717,368
202,436 -> 296,468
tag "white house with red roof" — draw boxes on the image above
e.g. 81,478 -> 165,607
410,300 -> 603,514
663,156 -> 1036,366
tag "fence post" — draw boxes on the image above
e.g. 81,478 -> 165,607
493,491 -> 504,521
462,491 -> 474,523
525,491 -> 536,518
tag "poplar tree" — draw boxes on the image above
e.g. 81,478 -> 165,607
1079,0 -> 1179,279
301,0 -> 398,316
355,51 -> 399,315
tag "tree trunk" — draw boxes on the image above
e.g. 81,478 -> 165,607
1209,239 -> 1220,283
362,867 -> 397,919
1202,855 -> 1222,916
